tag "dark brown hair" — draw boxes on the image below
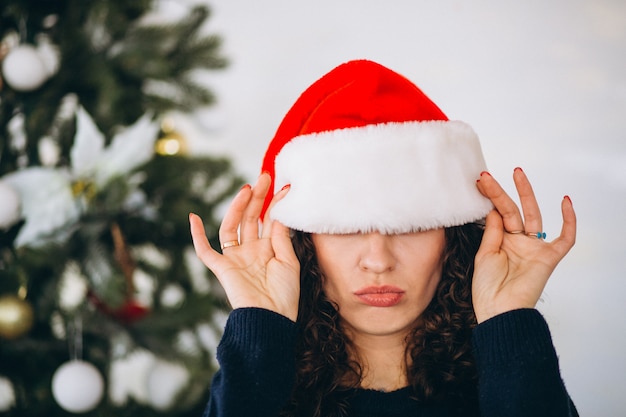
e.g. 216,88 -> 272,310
281,223 -> 484,417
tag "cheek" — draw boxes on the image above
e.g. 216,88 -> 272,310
314,242 -> 352,305
320,272 -> 344,306
409,257 -> 443,304
426,267 -> 443,299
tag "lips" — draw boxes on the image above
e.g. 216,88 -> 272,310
354,285 -> 405,307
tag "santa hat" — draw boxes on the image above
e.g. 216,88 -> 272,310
261,59 -> 492,234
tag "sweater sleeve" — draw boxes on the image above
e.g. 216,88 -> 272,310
203,307 -> 298,417
472,308 -> 578,417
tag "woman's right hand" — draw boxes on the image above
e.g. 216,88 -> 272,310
189,173 -> 301,322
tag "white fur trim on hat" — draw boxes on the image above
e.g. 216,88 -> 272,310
270,120 -> 493,234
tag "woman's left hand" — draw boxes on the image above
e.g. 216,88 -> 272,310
472,168 -> 576,324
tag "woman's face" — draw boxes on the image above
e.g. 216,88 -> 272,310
312,230 -> 445,339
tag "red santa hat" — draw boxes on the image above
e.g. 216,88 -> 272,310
261,59 -> 492,234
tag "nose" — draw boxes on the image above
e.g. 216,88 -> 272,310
358,233 -> 396,273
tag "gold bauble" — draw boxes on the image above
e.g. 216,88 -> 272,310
155,133 -> 187,156
155,117 -> 187,156
0,295 -> 34,339
156,132 -> 187,156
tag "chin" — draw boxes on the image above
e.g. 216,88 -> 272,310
342,308 -> 423,337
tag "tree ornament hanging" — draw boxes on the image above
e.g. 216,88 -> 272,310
155,117 -> 187,156
1,44 -> 49,91
0,180 -> 22,229
87,292 -> 149,323
51,360 -> 105,413
0,294 -> 34,340
146,359 -> 190,410
86,223 -> 150,322
0,376 -> 16,412
35,34 -> 61,79
38,137 -> 62,167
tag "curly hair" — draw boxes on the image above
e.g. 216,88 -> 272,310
280,223 -> 484,417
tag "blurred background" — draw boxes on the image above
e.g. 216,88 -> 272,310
1,0 -> 624,416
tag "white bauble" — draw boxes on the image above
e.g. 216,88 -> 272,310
38,137 -> 61,167
51,360 -> 105,413
146,360 -> 189,410
0,180 -> 21,229
1,45 -> 49,91
35,35 -> 61,77
0,376 -> 16,411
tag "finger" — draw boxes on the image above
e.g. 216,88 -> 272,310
190,213 -> 222,269
270,220 -> 299,266
261,183 -> 291,239
513,167 -> 542,234
551,195 -> 577,256
475,210 -> 504,261
218,184 -> 252,245
239,173 -> 272,242
476,171 -> 524,232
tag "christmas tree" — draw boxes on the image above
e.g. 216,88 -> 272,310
0,1 -> 241,415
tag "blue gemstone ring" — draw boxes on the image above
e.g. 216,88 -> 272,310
507,230 -> 547,240
530,231 -> 547,239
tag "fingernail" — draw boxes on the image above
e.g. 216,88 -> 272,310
514,167 -> 523,173
564,195 -> 572,204
477,171 -> 491,182
241,183 -> 251,191
280,184 -> 291,191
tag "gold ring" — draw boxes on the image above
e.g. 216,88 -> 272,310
507,230 -> 546,239
220,240 -> 240,250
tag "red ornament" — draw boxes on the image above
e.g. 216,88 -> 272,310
87,290 -> 149,324
112,299 -> 150,322
86,222 -> 150,323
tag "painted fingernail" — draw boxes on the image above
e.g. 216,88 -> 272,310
240,184 -> 251,191
514,167 -> 523,173
564,195 -> 572,204
280,184 -> 291,191
477,171 -> 491,182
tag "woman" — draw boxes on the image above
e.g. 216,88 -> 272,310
190,60 -> 578,416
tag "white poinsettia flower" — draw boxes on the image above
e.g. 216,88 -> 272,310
3,167 -> 80,247
4,107 -> 159,248
94,113 -> 158,187
70,106 -> 107,179
71,107 -> 159,187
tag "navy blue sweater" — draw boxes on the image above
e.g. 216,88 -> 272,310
203,308 -> 577,417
